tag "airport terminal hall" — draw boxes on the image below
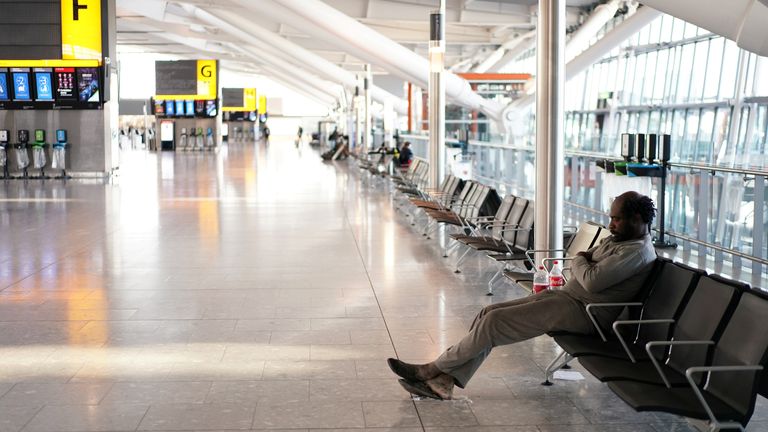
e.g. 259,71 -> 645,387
3,0 -> 768,431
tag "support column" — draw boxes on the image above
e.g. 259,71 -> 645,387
363,65 -> 372,153
407,82 -> 413,132
354,82 -> 363,151
428,1 -> 446,188
534,0 -> 566,263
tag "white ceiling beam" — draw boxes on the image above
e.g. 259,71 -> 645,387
184,5 -> 407,113
255,0 -> 504,121
324,0 -> 531,24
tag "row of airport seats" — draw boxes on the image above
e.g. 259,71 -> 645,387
388,168 -> 598,295
392,171 -> 610,295
376,169 -> 768,430
390,169 -> 543,295
544,257 -> 768,431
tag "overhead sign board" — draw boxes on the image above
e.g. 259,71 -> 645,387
61,0 -> 103,61
155,60 -> 218,100
258,95 -> 266,114
222,87 -> 256,112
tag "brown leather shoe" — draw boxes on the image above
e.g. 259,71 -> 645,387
387,358 -> 421,381
398,379 -> 443,400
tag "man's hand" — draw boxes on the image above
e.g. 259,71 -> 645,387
577,251 -> 593,262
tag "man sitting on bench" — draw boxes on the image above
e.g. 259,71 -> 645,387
388,191 -> 658,400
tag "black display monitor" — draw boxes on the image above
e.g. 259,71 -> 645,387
34,69 -> 54,101
54,67 -> 76,100
77,67 -> 100,102
195,100 -> 205,117
10,68 -> 31,100
185,100 -> 194,116
175,100 -> 184,117
153,99 -> 165,116
0,70 -> 9,101
165,100 -> 175,116
205,100 -> 217,117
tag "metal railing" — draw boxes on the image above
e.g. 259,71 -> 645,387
400,133 -> 767,282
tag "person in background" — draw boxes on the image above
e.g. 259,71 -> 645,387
398,141 -> 413,167
387,191 -> 657,400
296,126 -> 303,148
263,124 -> 270,144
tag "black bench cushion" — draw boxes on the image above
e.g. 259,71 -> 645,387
553,260 -> 702,360
609,289 -> 768,426
578,273 -> 744,385
607,380 -> 743,421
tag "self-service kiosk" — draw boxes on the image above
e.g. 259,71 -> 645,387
195,127 -> 204,150
52,129 -> 69,179
0,129 -> 9,179
179,128 -> 188,151
31,129 -> 49,179
14,129 -> 30,179
206,127 -> 214,150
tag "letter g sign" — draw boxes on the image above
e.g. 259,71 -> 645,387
200,65 -> 212,78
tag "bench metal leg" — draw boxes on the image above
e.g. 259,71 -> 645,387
486,266 -> 504,296
685,417 -> 745,432
423,220 -> 437,239
542,350 -> 573,386
443,238 -> 457,257
454,246 -> 472,273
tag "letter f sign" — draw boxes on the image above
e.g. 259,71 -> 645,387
73,0 -> 88,20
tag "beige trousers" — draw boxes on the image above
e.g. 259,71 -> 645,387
434,290 -> 593,387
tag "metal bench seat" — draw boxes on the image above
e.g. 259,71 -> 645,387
607,288 -> 768,431
578,273 -> 746,386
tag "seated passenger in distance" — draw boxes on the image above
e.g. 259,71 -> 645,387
398,141 -> 413,166
388,191 -> 658,400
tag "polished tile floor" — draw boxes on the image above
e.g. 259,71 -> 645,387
0,139 -> 766,431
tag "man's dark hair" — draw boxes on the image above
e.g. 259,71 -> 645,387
620,193 -> 656,231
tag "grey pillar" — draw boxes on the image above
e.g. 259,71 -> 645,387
354,82 -> 362,150
428,2 -> 446,188
363,65 -> 372,153
534,0 -> 565,264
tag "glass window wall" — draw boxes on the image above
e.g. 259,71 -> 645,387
455,10 -> 768,281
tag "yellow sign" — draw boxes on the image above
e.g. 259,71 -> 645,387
156,60 -> 218,99
258,95 -> 267,114
61,0 -> 103,61
222,88 -> 257,112
244,88 -> 256,111
0,59 -> 99,67
196,60 -> 217,99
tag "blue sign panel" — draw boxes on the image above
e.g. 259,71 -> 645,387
0,73 -> 8,101
35,72 -> 54,100
12,72 -> 30,100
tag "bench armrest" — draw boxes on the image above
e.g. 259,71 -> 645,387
645,340 -> 714,388
612,319 -> 675,363
584,302 -> 643,341
499,225 -> 532,234
542,256 -> 576,268
465,215 -> 497,223
524,248 -> 566,268
685,364 -> 764,429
